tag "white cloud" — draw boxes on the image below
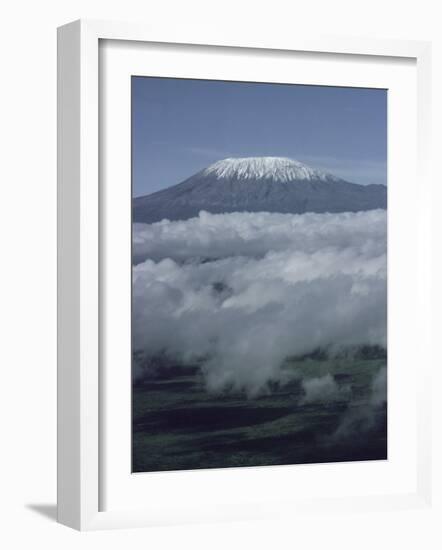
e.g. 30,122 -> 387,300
133,210 -> 387,393
371,366 -> 387,406
133,209 -> 386,264
301,374 -> 350,404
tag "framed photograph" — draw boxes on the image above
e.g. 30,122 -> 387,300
57,19 -> 433,530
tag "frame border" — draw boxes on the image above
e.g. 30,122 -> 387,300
57,19 -> 432,530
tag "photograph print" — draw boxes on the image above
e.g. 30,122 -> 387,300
131,76 -> 387,473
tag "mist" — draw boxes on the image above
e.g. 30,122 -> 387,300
132,210 -> 386,394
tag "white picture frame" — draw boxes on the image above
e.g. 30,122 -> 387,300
57,19 -> 433,531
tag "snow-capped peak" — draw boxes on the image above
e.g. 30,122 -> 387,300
202,157 -> 341,183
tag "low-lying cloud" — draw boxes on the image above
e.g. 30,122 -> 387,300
133,210 -> 386,394
301,374 -> 351,404
133,209 -> 386,265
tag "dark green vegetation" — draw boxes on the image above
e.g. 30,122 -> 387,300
132,356 -> 387,473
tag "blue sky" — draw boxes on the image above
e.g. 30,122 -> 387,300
132,77 -> 387,197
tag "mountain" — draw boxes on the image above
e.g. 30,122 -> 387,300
133,157 -> 387,224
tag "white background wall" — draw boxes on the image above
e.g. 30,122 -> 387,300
1,0 -> 441,548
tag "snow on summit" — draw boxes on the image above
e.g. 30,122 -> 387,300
202,157 -> 341,183
132,155 -> 387,224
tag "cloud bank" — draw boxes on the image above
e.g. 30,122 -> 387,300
133,210 -> 386,394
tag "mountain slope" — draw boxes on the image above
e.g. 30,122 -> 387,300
133,157 -> 387,224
